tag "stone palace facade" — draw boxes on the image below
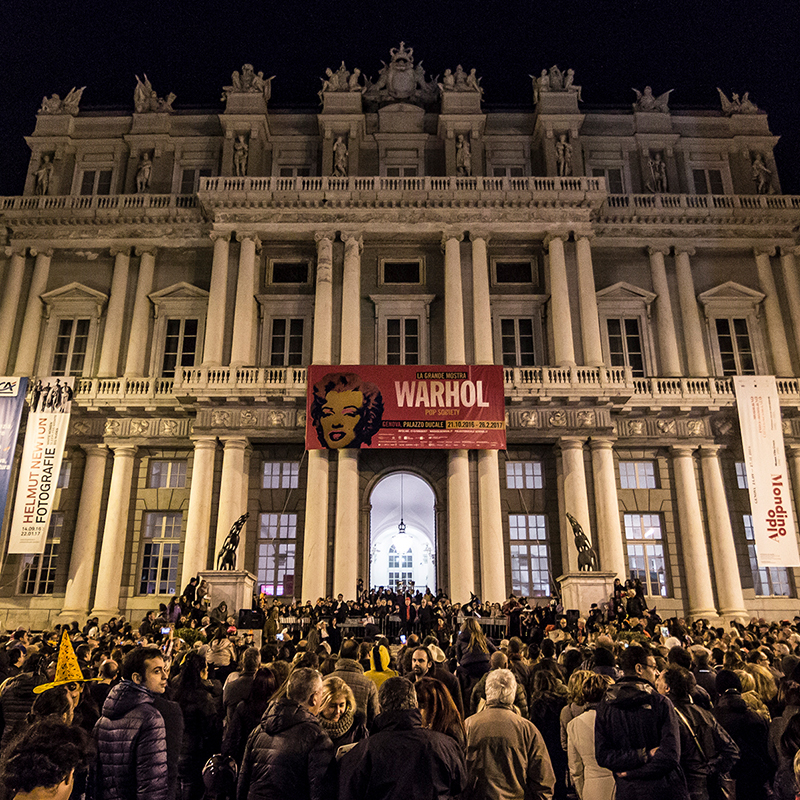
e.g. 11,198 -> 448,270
1,48 -> 800,628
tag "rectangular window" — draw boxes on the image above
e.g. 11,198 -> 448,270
619,461 -> 657,489
744,514 -> 792,596
269,318 -> 304,366
735,462 -> 748,489
57,461 -> 71,489
79,169 -> 112,196
387,318 -> 419,365
149,460 -> 187,489
386,166 -> 418,177
388,546 -> 413,590
382,261 -> 421,284
592,167 -> 624,194
52,318 -> 90,376
262,461 -> 299,489
495,261 -> 534,284
505,461 -> 543,490
607,318 -> 645,376
180,167 -> 212,194
624,514 -> 668,597
278,166 -> 311,178
258,513 -> 297,596
19,513 -> 62,595
692,168 -> 725,195
715,318 -> 755,376
508,514 -> 550,597
492,166 -> 525,178
271,262 -> 310,284
500,318 -> 536,366
140,511 -> 181,595
162,318 -> 198,377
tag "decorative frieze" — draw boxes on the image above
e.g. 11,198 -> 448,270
507,407 -> 612,431
196,407 -> 302,431
101,417 -> 192,439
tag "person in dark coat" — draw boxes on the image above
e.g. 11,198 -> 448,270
223,647 -> 261,726
595,645 -> 690,800
529,669 -> 568,799
237,667 -> 335,800
93,646 -> 170,800
338,677 -> 467,800
409,645 -> 465,719
223,667 -> 277,765
0,652 -> 48,749
318,676 -> 368,751
712,669 -> 774,800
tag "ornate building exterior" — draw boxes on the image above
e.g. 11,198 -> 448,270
1,48 -> 800,628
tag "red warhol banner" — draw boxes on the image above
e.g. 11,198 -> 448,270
305,365 -> 506,450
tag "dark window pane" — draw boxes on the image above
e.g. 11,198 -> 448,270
693,170 -> 708,194
383,261 -> 421,284
272,262 -> 308,283
708,170 -> 724,194
607,169 -> 624,193
97,170 -> 112,195
495,262 -> 533,283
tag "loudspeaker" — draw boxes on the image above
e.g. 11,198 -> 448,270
565,609 -> 580,627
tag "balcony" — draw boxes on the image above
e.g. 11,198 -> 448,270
71,366 -> 800,412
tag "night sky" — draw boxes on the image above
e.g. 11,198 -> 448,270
2,0 -> 798,194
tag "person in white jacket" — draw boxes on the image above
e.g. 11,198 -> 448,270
567,672 -> 616,800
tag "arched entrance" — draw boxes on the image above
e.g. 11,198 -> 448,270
369,472 -> 436,592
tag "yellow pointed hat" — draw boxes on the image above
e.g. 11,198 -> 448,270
33,629 -> 101,693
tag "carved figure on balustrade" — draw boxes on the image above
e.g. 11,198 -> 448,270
646,152 -> 668,193
633,86 -> 672,113
567,512 -> 598,571
333,136 -> 348,177
217,512 -> 248,571
136,153 -> 152,193
233,135 -> 249,177
548,65 -> 564,90
751,153 -> 772,194
555,134 -> 573,177
440,69 -> 455,93
455,134 -> 471,177
35,155 -> 54,196
717,88 -> 760,116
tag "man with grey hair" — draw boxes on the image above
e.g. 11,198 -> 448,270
339,676 -> 467,799
464,668 -> 555,800
238,667 -> 335,800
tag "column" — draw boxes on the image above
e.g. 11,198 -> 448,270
781,248 -> 800,367
545,234 -> 575,366
214,437 -> 249,568
471,231 -> 505,600
124,248 -> 156,376
60,446 -> 109,618
230,234 -> 260,367
648,246 -> 681,376
97,247 -> 131,377
180,437 -> 218,587
203,233 -> 231,367
444,231 -> 474,600
334,233 -> 362,598
91,445 -> 137,618
787,447 -> 800,555
755,247 -> 793,375
590,438 -> 627,578
674,248 -> 709,376
560,437 -> 593,572
698,446 -> 747,620
575,236 -> 604,366
671,446 -> 717,618
302,231 -> 335,601
15,248 -> 52,375
0,249 -> 27,374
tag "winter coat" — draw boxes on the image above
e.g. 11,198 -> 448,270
529,691 -> 568,799
177,683 -> 222,782
152,695 -> 184,800
237,697 -> 336,800
566,708 -> 615,800
464,702 -> 555,800
559,701 -> 584,750
470,671 -> 528,718
339,708 -> 467,800
223,697 -> 270,765
364,645 -> 398,689
208,636 -> 237,666
93,680 -> 169,800
331,658 -> 380,725
455,630 -> 497,668
713,690 -> 773,800
431,663 -> 465,719
0,672 -> 46,749
224,671 -> 257,725
595,676 -> 690,800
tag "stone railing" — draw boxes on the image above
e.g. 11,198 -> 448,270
602,192 -> 800,216
1,193 -> 198,213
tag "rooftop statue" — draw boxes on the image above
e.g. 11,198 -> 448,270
632,86 -> 672,113
530,66 -> 581,104
222,64 -> 274,102
362,42 -> 439,107
134,74 -> 176,113
319,61 -> 363,96
717,88 -> 761,116
38,86 -> 85,115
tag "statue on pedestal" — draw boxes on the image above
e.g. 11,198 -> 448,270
362,42 -> 439,108
751,153 -> 772,194
134,74 -> 175,113
646,151 -> 668,193
566,512 -> 598,571
531,66 -> 581,105
440,65 -> 482,95
333,136 -> 348,177
717,88 -> 761,116
632,86 -> 672,113
136,152 -> 152,193
455,134 -> 471,177
35,155 -> 54,195
217,512 -> 249,570
38,86 -> 85,115
555,134 -> 573,177
233,135 -> 249,177
222,64 -> 274,103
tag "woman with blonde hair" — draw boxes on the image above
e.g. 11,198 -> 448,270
745,662 -> 778,712
456,617 -> 497,697
318,675 -> 367,750
559,669 -> 593,751
736,669 -> 771,721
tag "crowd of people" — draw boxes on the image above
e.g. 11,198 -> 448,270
2,577 -> 800,799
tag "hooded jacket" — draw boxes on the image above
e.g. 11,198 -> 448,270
237,697 -> 336,800
594,676 -> 689,800
93,680 -> 168,800
364,645 -> 398,688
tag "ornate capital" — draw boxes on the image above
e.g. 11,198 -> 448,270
191,436 -> 219,450
573,232 -> 595,244
220,435 -> 250,450
341,232 -> 364,253
469,230 -> 491,244
135,246 -> 157,258
80,443 -> 109,459
3,246 -> 26,258
29,248 -> 54,259
753,245 -> 777,259
646,245 -> 670,257
109,245 -> 132,259
589,436 -> 616,451
236,232 -> 261,249
558,436 -> 587,451
543,233 -> 568,248
440,231 -> 465,250
670,444 -> 697,457
209,231 -> 232,244
673,246 -> 696,258
697,444 -> 723,458
110,444 -> 138,458
314,230 -> 336,245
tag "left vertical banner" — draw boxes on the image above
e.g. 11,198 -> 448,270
0,377 -> 29,527
7,377 -> 74,554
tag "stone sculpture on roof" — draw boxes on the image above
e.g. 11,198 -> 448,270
222,64 -> 274,102
38,86 -> 85,115
134,74 -> 176,113
362,42 -> 439,107
717,88 -> 761,116
632,86 -> 672,113
440,65 -> 483,95
531,66 -> 581,104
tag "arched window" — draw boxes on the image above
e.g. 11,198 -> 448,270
388,545 -> 413,590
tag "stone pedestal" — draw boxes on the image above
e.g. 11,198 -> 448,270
557,572 -> 616,614
322,93 -> 363,114
199,570 -> 256,616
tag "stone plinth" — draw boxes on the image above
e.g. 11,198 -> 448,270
322,93 -> 363,114
224,94 -> 268,115
633,111 -> 673,134
536,93 -> 581,115
441,93 -> 482,114
378,103 -> 425,133
33,114 -> 76,136
131,113 -> 172,134
199,570 -> 256,616
557,571 -> 616,614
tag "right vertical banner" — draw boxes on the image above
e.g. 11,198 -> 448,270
734,376 -> 800,566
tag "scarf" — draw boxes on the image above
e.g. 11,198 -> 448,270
319,705 -> 355,740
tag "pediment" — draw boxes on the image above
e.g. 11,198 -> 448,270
148,282 -> 210,303
698,281 -> 765,307
596,281 -> 656,306
41,282 -> 108,315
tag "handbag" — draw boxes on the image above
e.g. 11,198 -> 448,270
673,707 -> 736,800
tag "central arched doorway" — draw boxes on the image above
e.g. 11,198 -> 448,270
369,472 -> 436,592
